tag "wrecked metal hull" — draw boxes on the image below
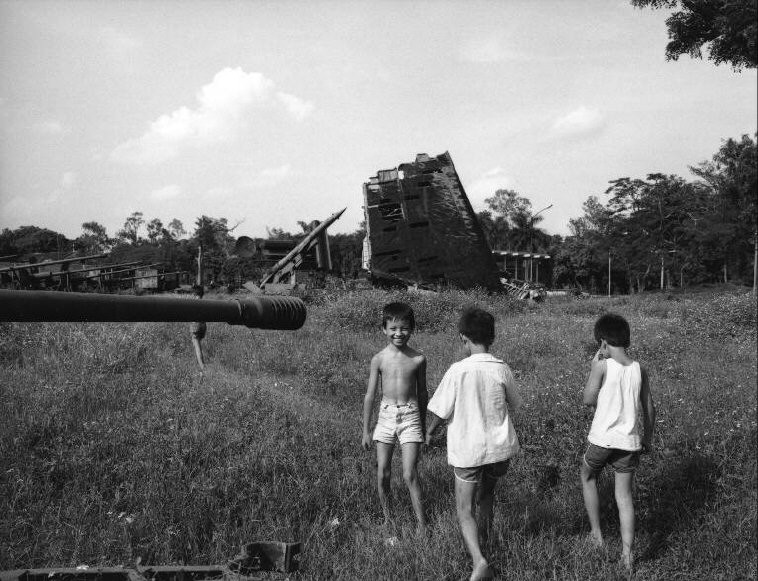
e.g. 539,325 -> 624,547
363,152 -> 500,291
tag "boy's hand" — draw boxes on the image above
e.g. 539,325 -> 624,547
424,432 -> 432,446
641,438 -> 653,455
361,432 -> 372,451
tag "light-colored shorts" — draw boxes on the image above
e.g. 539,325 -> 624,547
372,401 -> 424,446
454,460 -> 510,483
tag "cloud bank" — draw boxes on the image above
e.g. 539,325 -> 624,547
110,68 -> 313,165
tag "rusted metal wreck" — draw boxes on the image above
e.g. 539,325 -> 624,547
363,152 -> 500,291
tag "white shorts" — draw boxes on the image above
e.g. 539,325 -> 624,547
373,401 -> 424,445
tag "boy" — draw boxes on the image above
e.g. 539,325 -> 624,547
580,313 -> 655,570
426,307 -> 521,581
362,302 -> 428,533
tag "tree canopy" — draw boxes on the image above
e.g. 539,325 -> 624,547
632,0 -> 757,69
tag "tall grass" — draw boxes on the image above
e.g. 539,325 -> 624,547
1,290 -> 755,580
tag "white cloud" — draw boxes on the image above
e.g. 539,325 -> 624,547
150,184 -> 182,201
45,171 -> 77,204
467,167 -> 512,205
60,171 -> 77,189
276,92 -> 314,121
203,165 -> 293,199
246,164 -> 293,189
460,36 -> 526,63
551,107 -> 605,139
206,186 -> 235,198
33,120 -> 64,135
110,68 -> 312,165
99,27 -> 142,55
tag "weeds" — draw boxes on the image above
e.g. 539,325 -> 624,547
0,289 -> 755,580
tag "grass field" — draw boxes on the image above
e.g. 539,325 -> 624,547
1,288 -> 756,580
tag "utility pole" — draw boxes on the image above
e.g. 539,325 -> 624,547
529,204 -> 553,284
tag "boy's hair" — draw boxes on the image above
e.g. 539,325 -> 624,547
458,307 -> 495,346
382,302 -> 415,329
594,313 -> 630,348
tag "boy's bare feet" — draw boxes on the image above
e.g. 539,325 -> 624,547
620,551 -> 633,571
470,559 -> 494,581
588,531 -> 604,548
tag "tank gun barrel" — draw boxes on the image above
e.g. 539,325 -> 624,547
0,290 -> 306,330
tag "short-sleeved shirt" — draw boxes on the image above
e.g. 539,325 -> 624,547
427,353 -> 521,468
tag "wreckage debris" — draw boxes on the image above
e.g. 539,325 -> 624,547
363,152 -> 501,291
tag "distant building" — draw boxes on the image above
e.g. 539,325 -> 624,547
492,250 -> 552,286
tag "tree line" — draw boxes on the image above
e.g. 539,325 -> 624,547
477,134 -> 756,292
0,213 -> 366,288
2,133 -> 753,293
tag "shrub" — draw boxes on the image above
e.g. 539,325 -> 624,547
314,288 -> 524,333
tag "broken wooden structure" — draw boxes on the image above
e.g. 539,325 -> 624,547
0,541 -> 302,581
362,152 -> 500,291
0,253 -> 108,290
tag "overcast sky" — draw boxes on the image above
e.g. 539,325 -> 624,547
1,0 -> 756,241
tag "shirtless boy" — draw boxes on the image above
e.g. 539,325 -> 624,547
362,302 -> 428,533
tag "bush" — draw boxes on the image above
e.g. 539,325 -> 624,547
313,288 -> 524,333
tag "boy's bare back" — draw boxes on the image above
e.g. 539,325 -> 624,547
371,344 -> 425,404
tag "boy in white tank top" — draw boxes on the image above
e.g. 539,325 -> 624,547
581,313 -> 655,571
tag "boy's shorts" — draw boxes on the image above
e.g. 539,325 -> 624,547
373,401 -> 424,445
584,443 -> 639,474
454,460 -> 510,483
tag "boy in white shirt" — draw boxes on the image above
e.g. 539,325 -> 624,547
581,313 -> 655,571
426,307 -> 521,581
